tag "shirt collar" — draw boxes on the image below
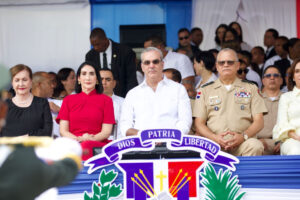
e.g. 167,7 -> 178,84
214,77 -> 242,89
262,91 -> 282,100
80,89 -> 97,96
292,86 -> 300,96
140,75 -> 167,88
105,40 -> 112,54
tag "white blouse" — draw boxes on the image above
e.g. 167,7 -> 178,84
273,87 -> 300,142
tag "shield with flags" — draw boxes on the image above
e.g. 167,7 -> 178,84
118,159 -> 204,200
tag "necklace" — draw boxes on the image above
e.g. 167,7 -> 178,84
14,94 -> 33,105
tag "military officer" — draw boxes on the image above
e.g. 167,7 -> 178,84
193,48 -> 267,156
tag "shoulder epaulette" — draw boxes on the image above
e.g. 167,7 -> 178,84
242,79 -> 257,85
201,81 -> 214,88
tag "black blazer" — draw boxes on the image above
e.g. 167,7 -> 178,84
265,47 -> 277,60
85,40 -> 138,97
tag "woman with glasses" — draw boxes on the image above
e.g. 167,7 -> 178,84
273,58 -> 300,155
193,51 -> 217,92
56,61 -> 115,160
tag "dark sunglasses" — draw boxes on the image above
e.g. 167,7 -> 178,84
179,36 -> 189,40
237,68 -> 249,75
263,73 -> 281,78
142,59 -> 161,65
217,60 -> 237,66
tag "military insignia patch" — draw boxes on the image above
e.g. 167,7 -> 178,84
196,91 -> 201,99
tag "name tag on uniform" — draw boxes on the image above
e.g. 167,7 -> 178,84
209,96 -> 221,105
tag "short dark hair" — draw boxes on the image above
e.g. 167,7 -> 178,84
144,35 -> 165,47
215,24 -> 228,45
252,46 -> 265,56
99,68 -> 115,80
238,50 -> 252,66
163,68 -> 182,83
193,51 -> 216,72
276,36 -> 289,52
208,48 -> 219,55
90,28 -> 107,40
75,61 -> 103,94
178,28 -> 190,35
263,65 -> 281,76
266,28 -> 279,39
287,38 -> 300,49
190,27 -> 202,34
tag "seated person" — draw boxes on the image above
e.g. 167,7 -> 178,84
56,62 -> 115,160
1,64 -> 52,137
163,68 -> 182,83
100,69 -> 124,140
144,35 -> 195,96
273,58 -> 300,155
120,47 -> 192,136
52,68 -> 76,99
258,66 -> 283,155
0,65 -> 81,200
236,59 -> 249,81
32,71 -> 61,138
193,51 -> 217,91
193,48 -> 267,156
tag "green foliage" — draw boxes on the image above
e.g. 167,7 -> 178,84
84,169 -> 123,200
108,184 -> 123,198
100,169 -> 118,186
84,192 -> 92,200
200,163 -> 246,200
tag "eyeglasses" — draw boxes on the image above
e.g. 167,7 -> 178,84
142,59 -> 161,65
217,60 -> 238,66
179,36 -> 189,40
237,68 -> 249,75
263,73 -> 281,78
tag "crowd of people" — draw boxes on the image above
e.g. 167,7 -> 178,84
1,22 -> 300,161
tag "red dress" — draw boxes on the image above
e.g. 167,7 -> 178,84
56,90 -> 115,160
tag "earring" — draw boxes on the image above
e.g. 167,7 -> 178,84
78,81 -> 81,85
96,81 -> 99,85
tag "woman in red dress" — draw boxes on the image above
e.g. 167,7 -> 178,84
56,62 -> 115,160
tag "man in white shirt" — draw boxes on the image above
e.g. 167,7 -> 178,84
120,47 -> 192,137
144,35 -> 195,98
100,69 -> 124,140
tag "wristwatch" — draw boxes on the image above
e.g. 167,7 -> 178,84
242,132 -> 248,141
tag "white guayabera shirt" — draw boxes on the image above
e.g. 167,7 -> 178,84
120,76 -> 192,137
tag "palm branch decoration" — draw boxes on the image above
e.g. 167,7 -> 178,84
84,169 -> 123,200
200,163 -> 245,200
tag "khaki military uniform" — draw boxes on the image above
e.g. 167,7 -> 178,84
193,78 -> 268,156
257,92 -> 282,155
